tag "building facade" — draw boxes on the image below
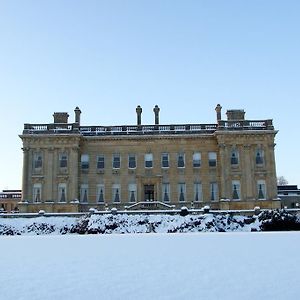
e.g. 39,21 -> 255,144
0,190 -> 21,212
19,105 -> 280,213
278,185 -> 300,208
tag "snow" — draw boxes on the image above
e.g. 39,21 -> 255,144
1,232 -> 300,300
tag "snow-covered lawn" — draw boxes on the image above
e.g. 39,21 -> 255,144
1,232 -> 299,300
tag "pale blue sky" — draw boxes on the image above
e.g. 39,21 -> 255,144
0,0 -> 299,190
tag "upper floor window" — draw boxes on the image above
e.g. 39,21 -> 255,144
97,155 -> 105,169
145,153 -> 153,168
231,149 -> 239,165
256,149 -> 264,165
33,152 -> 43,169
81,154 -> 89,170
161,153 -> 169,168
58,183 -> 67,202
193,152 -> 201,168
177,153 -> 185,168
113,154 -> 121,169
59,153 -> 68,168
128,154 -> 136,169
232,180 -> 241,200
208,152 -> 217,167
257,180 -> 266,199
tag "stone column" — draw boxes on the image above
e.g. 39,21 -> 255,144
21,147 -> 29,202
45,147 -> 54,202
218,143 -> 227,199
153,105 -> 160,125
243,144 -> 253,200
267,142 -> 277,200
70,147 -> 79,201
136,105 -> 142,126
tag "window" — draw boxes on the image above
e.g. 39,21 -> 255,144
256,149 -> 264,165
97,155 -> 105,169
81,154 -> 89,170
162,183 -> 170,202
177,153 -> 185,168
59,153 -> 68,168
231,149 -> 239,165
58,183 -> 67,202
113,154 -> 121,169
128,184 -> 137,202
128,154 -> 136,169
161,153 -> 169,168
257,180 -> 266,199
80,184 -> 88,203
96,184 -> 105,203
208,152 -> 217,167
193,152 -> 201,168
33,153 -> 43,169
178,183 -> 186,202
210,182 -> 218,201
194,182 -> 203,202
145,153 -> 153,168
112,184 -> 121,202
33,183 -> 42,203
232,180 -> 241,200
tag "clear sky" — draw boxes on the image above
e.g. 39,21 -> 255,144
0,0 -> 299,191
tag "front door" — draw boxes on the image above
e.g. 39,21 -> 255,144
144,184 -> 154,201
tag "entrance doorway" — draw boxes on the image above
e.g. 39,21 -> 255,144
144,184 -> 154,201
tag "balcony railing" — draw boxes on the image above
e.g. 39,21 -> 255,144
22,119 -> 274,136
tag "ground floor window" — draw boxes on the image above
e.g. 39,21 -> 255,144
194,182 -> 203,202
178,183 -> 186,202
96,184 -> 105,203
112,184 -> 121,202
80,184 -> 89,203
232,180 -> 241,200
257,180 -> 266,200
128,184 -> 137,202
33,183 -> 42,203
162,183 -> 170,202
210,182 -> 218,201
58,183 -> 67,202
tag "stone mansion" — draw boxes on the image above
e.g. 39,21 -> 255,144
19,104 -> 280,213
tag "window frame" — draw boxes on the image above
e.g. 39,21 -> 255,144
208,152 -> 217,167
161,153 -> 169,168
193,152 -> 201,168
81,154 -> 89,170
145,153 -> 153,168
177,153 -> 185,168
112,154 -> 121,169
128,154 -> 137,169
232,180 -> 241,200
97,155 -> 105,170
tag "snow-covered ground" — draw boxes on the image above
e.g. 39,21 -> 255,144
1,232 -> 300,300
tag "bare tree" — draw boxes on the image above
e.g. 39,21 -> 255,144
277,176 -> 288,186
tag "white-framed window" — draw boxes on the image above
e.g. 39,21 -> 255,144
58,183 -> 67,202
193,152 -> 201,168
97,155 -> 105,169
231,149 -> 239,165
145,153 -> 153,168
113,154 -> 121,169
128,154 -> 136,169
256,149 -> 264,165
80,184 -> 89,203
112,184 -> 121,202
81,154 -> 89,170
33,152 -> 43,169
178,183 -> 186,202
59,153 -> 68,168
232,180 -> 241,200
177,153 -> 185,168
208,152 -> 217,167
96,184 -> 105,203
210,182 -> 218,201
128,183 -> 137,202
33,183 -> 42,203
162,183 -> 170,202
161,153 -> 169,168
257,180 -> 266,200
194,182 -> 203,202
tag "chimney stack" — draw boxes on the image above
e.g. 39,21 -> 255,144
74,106 -> 81,126
215,104 -> 222,122
136,105 -> 142,126
153,105 -> 160,125
53,112 -> 69,124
